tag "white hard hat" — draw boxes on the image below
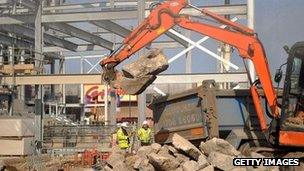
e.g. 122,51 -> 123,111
142,120 -> 148,125
116,123 -> 121,127
121,122 -> 128,127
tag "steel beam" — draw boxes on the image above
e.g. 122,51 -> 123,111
91,20 -> 131,38
0,4 -> 247,24
0,34 -> 63,59
0,73 -> 248,85
45,23 -> 113,50
0,24 -> 78,51
12,0 -> 35,9
154,73 -> 248,84
43,41 -> 183,52
45,10 -> 138,23
91,20 -> 188,48
165,30 -> 189,47
0,33 -> 32,47
42,1 -> 155,11
179,4 -> 247,16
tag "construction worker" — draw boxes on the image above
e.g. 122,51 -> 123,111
137,120 -> 152,146
116,122 -> 131,151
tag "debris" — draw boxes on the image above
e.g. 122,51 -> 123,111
122,49 -> 168,78
197,155 -> 209,169
137,145 -> 154,158
103,137 -> 286,171
150,143 -> 162,153
106,153 -> 125,168
207,151 -> 235,171
182,160 -> 199,171
157,145 -> 170,155
199,137 -> 240,156
148,152 -> 180,171
113,74 -> 156,95
172,133 -> 202,160
199,165 -> 214,171
175,153 -> 190,164
138,159 -> 155,171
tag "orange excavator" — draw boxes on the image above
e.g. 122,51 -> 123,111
100,0 -> 304,147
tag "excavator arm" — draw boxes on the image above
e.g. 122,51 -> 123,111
100,0 -> 280,131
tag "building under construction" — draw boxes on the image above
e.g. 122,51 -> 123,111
0,0 -> 303,170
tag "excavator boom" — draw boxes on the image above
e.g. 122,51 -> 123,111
100,0 -> 280,131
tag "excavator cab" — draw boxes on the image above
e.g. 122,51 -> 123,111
279,42 -> 304,146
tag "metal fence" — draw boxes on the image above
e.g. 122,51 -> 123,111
43,123 -> 138,155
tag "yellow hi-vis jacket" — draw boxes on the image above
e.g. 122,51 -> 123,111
116,128 -> 129,149
137,127 -> 152,144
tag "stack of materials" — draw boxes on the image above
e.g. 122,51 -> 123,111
0,116 -> 34,156
102,133 -> 279,171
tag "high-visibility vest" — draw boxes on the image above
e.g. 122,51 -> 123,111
137,127 -> 152,144
116,128 -> 129,149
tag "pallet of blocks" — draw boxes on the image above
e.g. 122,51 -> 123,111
0,116 -> 34,156
0,64 -> 42,74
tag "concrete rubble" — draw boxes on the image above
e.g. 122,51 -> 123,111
113,49 -> 169,95
102,133 -> 280,171
122,49 -> 168,78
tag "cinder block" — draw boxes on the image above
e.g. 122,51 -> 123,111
0,117 -> 34,137
0,137 -> 34,155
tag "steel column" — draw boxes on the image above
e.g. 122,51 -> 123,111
34,0 -> 43,154
137,0 -> 146,127
247,0 -> 256,83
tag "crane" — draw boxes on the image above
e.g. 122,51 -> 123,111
100,0 -> 304,147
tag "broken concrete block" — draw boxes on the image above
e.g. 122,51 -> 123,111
175,167 -> 183,171
157,145 -> 170,155
199,138 -> 240,156
133,157 -> 143,170
250,152 -> 265,158
114,74 -> 156,95
229,167 -> 247,171
167,145 -> 178,155
112,161 -> 129,171
150,143 -> 162,153
125,155 -> 139,170
107,153 -> 125,168
199,165 -> 214,171
197,155 -> 209,169
207,151 -> 235,171
138,159 -> 155,171
172,133 -> 202,161
148,152 -> 179,171
182,160 -> 199,171
137,146 -> 154,158
122,49 -> 168,78
175,153 -> 190,164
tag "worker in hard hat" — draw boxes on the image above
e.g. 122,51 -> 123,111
137,120 -> 152,146
116,122 -> 131,151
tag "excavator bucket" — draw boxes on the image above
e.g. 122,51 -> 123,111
122,49 -> 168,78
111,49 -> 168,95
113,73 -> 157,95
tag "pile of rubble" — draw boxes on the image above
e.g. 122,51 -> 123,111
103,133 -> 279,171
